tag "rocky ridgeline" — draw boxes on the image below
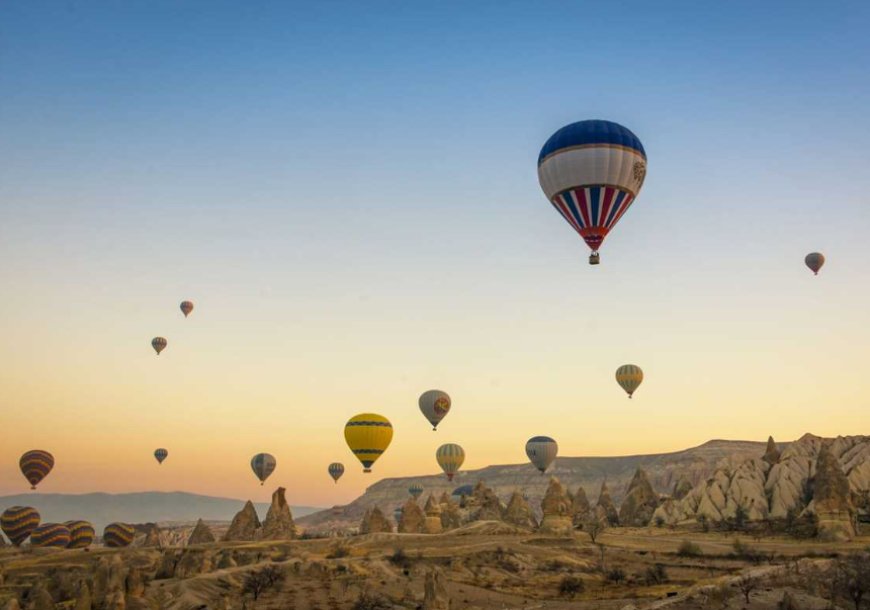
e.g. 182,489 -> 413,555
223,487 -> 296,542
653,433 -> 869,540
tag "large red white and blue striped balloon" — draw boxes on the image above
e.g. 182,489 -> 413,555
538,120 -> 647,262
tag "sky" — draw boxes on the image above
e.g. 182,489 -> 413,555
1,1 -> 869,507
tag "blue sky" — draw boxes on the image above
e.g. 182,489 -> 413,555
0,1 -> 869,501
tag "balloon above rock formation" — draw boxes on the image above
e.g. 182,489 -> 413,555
408,482 -> 424,500
151,337 -> 167,355
180,300 -> 194,317
525,436 -> 558,474
344,413 -> 393,473
436,443 -> 465,481
251,453 -> 277,485
328,462 -> 345,483
30,523 -> 71,548
104,522 -> 135,547
154,448 -> 168,465
20,450 -> 54,490
1,506 -> 40,546
615,364 -> 643,398
805,252 -> 825,275
64,520 -> 95,549
419,389 -> 451,431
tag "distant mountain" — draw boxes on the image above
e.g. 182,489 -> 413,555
299,438 -> 785,530
0,491 -> 322,532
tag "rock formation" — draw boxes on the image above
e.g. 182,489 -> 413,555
424,495 -> 443,534
74,582 -> 92,610
223,500 -> 261,541
811,442 -> 855,541
2,600 -> 20,610
571,486 -> 592,526
260,487 -> 296,540
471,482 -> 504,521
672,476 -> 694,500
398,499 -> 426,533
539,477 -> 573,534
595,481 -> 619,526
360,507 -> 393,534
763,436 -> 781,465
187,519 -> 215,545
27,582 -> 55,610
504,491 -> 536,529
618,468 -> 660,527
141,524 -> 162,548
423,568 -> 450,610
439,497 -> 462,530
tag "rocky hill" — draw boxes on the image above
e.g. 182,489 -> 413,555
299,438 -> 778,530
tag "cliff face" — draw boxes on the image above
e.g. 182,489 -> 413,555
299,439 -> 772,530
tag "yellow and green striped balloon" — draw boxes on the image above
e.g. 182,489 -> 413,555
436,443 -> 465,481
615,364 -> 643,398
344,413 -> 393,473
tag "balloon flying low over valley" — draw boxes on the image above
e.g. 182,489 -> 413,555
0,1 -> 868,509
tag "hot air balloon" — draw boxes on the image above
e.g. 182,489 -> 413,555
805,252 -> 825,275
1,506 -> 40,546
20,450 -> 54,490
419,390 -> 451,431
30,523 -> 71,548
154,448 -> 168,465
328,462 -> 345,483
615,364 -> 643,398
250,453 -> 277,485
152,337 -> 167,355
408,483 -> 424,500
525,436 -> 558,474
344,413 -> 393,473
435,443 -> 465,481
103,522 -> 136,548
180,301 -> 194,317
538,120 -> 647,265
64,520 -> 96,549
393,506 -> 403,523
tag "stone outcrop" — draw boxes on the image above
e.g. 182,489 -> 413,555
595,481 -> 619,526
423,568 -> 450,610
471,482 -> 504,521
74,582 -> 92,610
763,436 -> 781,465
2,600 -> 20,610
440,497 -> 462,531
672,476 -> 693,500
504,491 -> 536,529
618,468 -> 660,527
223,501 -> 261,542
187,519 -> 215,545
27,582 -> 55,610
260,487 -> 296,540
360,507 -> 393,534
571,486 -> 592,526
811,442 -> 855,541
424,495 -> 443,534
142,524 -> 162,548
398,499 -> 426,533
539,477 -> 573,535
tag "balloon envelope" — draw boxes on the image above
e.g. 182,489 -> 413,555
328,462 -> 345,483
616,364 -> 643,398
103,522 -> 136,548
436,443 -> 465,481
152,337 -> 167,355
20,450 -> 54,490
408,483 -> 424,499
525,436 -> 558,473
250,453 -> 277,485
344,413 -> 393,473
1,506 -> 40,546
805,252 -> 825,275
180,301 -> 194,317
418,390 -> 451,430
64,520 -> 96,549
538,120 -> 647,260
30,523 -> 71,548
154,448 -> 168,464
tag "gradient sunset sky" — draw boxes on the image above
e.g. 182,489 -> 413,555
1,1 -> 868,507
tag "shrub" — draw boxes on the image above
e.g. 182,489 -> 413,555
677,540 -> 703,557
696,514 -> 710,532
326,542 -> 350,559
558,575 -> 585,598
654,516 -> 665,528
643,563 -> 668,585
388,547 -> 410,568
606,567 -> 626,584
351,591 -> 392,610
241,564 -> 285,601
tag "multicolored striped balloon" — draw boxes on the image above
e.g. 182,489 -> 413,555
151,337 -> 167,355
1,506 -> 41,546
154,448 -> 168,465
538,120 -> 647,265
19,450 -> 54,490
30,523 -> 71,548
180,300 -> 194,317
64,520 -> 96,549
250,453 -> 277,485
615,364 -> 644,398
344,413 -> 393,473
435,443 -> 465,481
525,436 -> 558,474
328,462 -> 345,483
103,522 -> 136,548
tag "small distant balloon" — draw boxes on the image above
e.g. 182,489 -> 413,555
419,390 -> 451,431
344,413 -> 393,473
436,443 -> 465,481
20,450 -> 54,490
408,483 -> 424,500
615,364 -> 643,398
152,337 -> 167,355
180,301 -> 194,317
328,462 -> 345,483
154,448 -> 168,465
525,436 -> 558,474
1,506 -> 40,546
251,453 -> 277,485
805,252 -> 825,275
